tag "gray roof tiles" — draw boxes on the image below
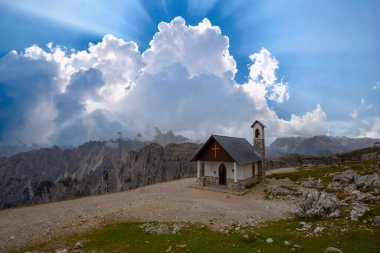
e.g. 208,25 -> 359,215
192,134 -> 261,165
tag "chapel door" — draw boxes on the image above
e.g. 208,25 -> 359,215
219,164 -> 226,185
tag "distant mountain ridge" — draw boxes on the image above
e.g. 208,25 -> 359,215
267,135 -> 380,159
0,137 -> 199,209
0,128 -> 190,158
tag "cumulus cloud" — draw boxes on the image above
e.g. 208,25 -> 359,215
241,48 -> 289,104
359,118 -> 380,139
142,17 -> 236,79
0,17 -> 328,146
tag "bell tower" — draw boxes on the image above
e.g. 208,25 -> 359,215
251,120 -> 266,181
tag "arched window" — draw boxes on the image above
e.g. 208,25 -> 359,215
255,129 -> 260,138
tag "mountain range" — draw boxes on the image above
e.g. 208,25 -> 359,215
0,137 -> 199,209
1,134 -> 379,209
267,135 -> 380,159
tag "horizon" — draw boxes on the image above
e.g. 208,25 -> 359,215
0,1 -> 379,147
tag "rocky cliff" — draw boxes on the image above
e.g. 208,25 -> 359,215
0,139 -> 200,208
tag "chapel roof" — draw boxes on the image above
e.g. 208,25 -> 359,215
191,135 -> 261,165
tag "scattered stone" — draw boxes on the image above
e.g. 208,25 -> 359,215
297,221 -> 311,231
283,240 -> 290,246
333,169 -> 357,185
243,234 -> 249,239
266,238 -> 273,244
172,223 -> 185,234
73,241 -> 83,250
281,178 -> 292,183
294,189 -> 340,218
355,173 -> 380,189
300,176 -> 324,189
55,249 -> 68,253
344,184 -> 356,195
315,179 -> 324,189
328,209 -> 341,218
313,226 -> 324,233
350,202 -> 369,221
301,176 -> 315,188
327,181 -> 342,190
267,185 -> 296,197
324,247 -> 343,253
176,244 -> 187,248
374,216 -> 380,227
166,245 -> 172,252
140,223 -> 185,235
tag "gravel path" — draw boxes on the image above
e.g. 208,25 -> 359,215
0,171 -> 295,252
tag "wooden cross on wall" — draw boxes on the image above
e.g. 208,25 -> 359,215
211,143 -> 219,158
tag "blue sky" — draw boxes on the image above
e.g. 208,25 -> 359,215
0,0 -> 379,145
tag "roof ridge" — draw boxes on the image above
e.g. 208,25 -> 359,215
212,134 -> 246,139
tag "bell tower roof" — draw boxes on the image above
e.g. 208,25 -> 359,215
251,120 -> 266,128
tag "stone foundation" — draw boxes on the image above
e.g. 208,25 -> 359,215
204,176 -> 219,185
227,179 -> 240,192
198,176 -> 258,192
196,177 -> 205,186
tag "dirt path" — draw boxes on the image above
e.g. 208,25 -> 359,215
267,167 -> 298,175
0,170 -> 295,252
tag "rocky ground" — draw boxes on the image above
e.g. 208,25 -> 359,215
267,167 -> 380,222
3,165 -> 379,253
0,171 -> 294,253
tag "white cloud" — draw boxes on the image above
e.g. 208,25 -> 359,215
359,118 -> 380,139
0,17 -> 328,146
242,48 -> 290,104
372,81 -> 380,90
349,98 -> 373,120
142,17 -> 236,79
350,109 -> 358,119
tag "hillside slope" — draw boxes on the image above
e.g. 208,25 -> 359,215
0,139 -> 199,208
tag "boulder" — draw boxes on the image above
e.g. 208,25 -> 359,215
324,247 -> 343,253
327,181 -> 342,190
300,176 -> 315,188
355,173 -> 380,189
374,216 -> 380,227
350,202 -> 369,221
267,185 -> 296,197
300,176 -> 324,189
73,241 -> 84,250
313,226 -> 324,233
328,209 -> 341,218
332,169 -> 358,185
315,179 -> 324,189
294,189 -> 340,218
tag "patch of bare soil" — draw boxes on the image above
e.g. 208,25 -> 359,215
0,170 -> 295,252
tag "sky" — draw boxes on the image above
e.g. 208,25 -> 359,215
0,0 -> 379,146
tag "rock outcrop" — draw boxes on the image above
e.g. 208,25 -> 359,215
0,139 -> 200,208
294,190 -> 341,218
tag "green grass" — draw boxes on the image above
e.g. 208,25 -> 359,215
268,161 -> 378,185
19,219 -> 380,253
